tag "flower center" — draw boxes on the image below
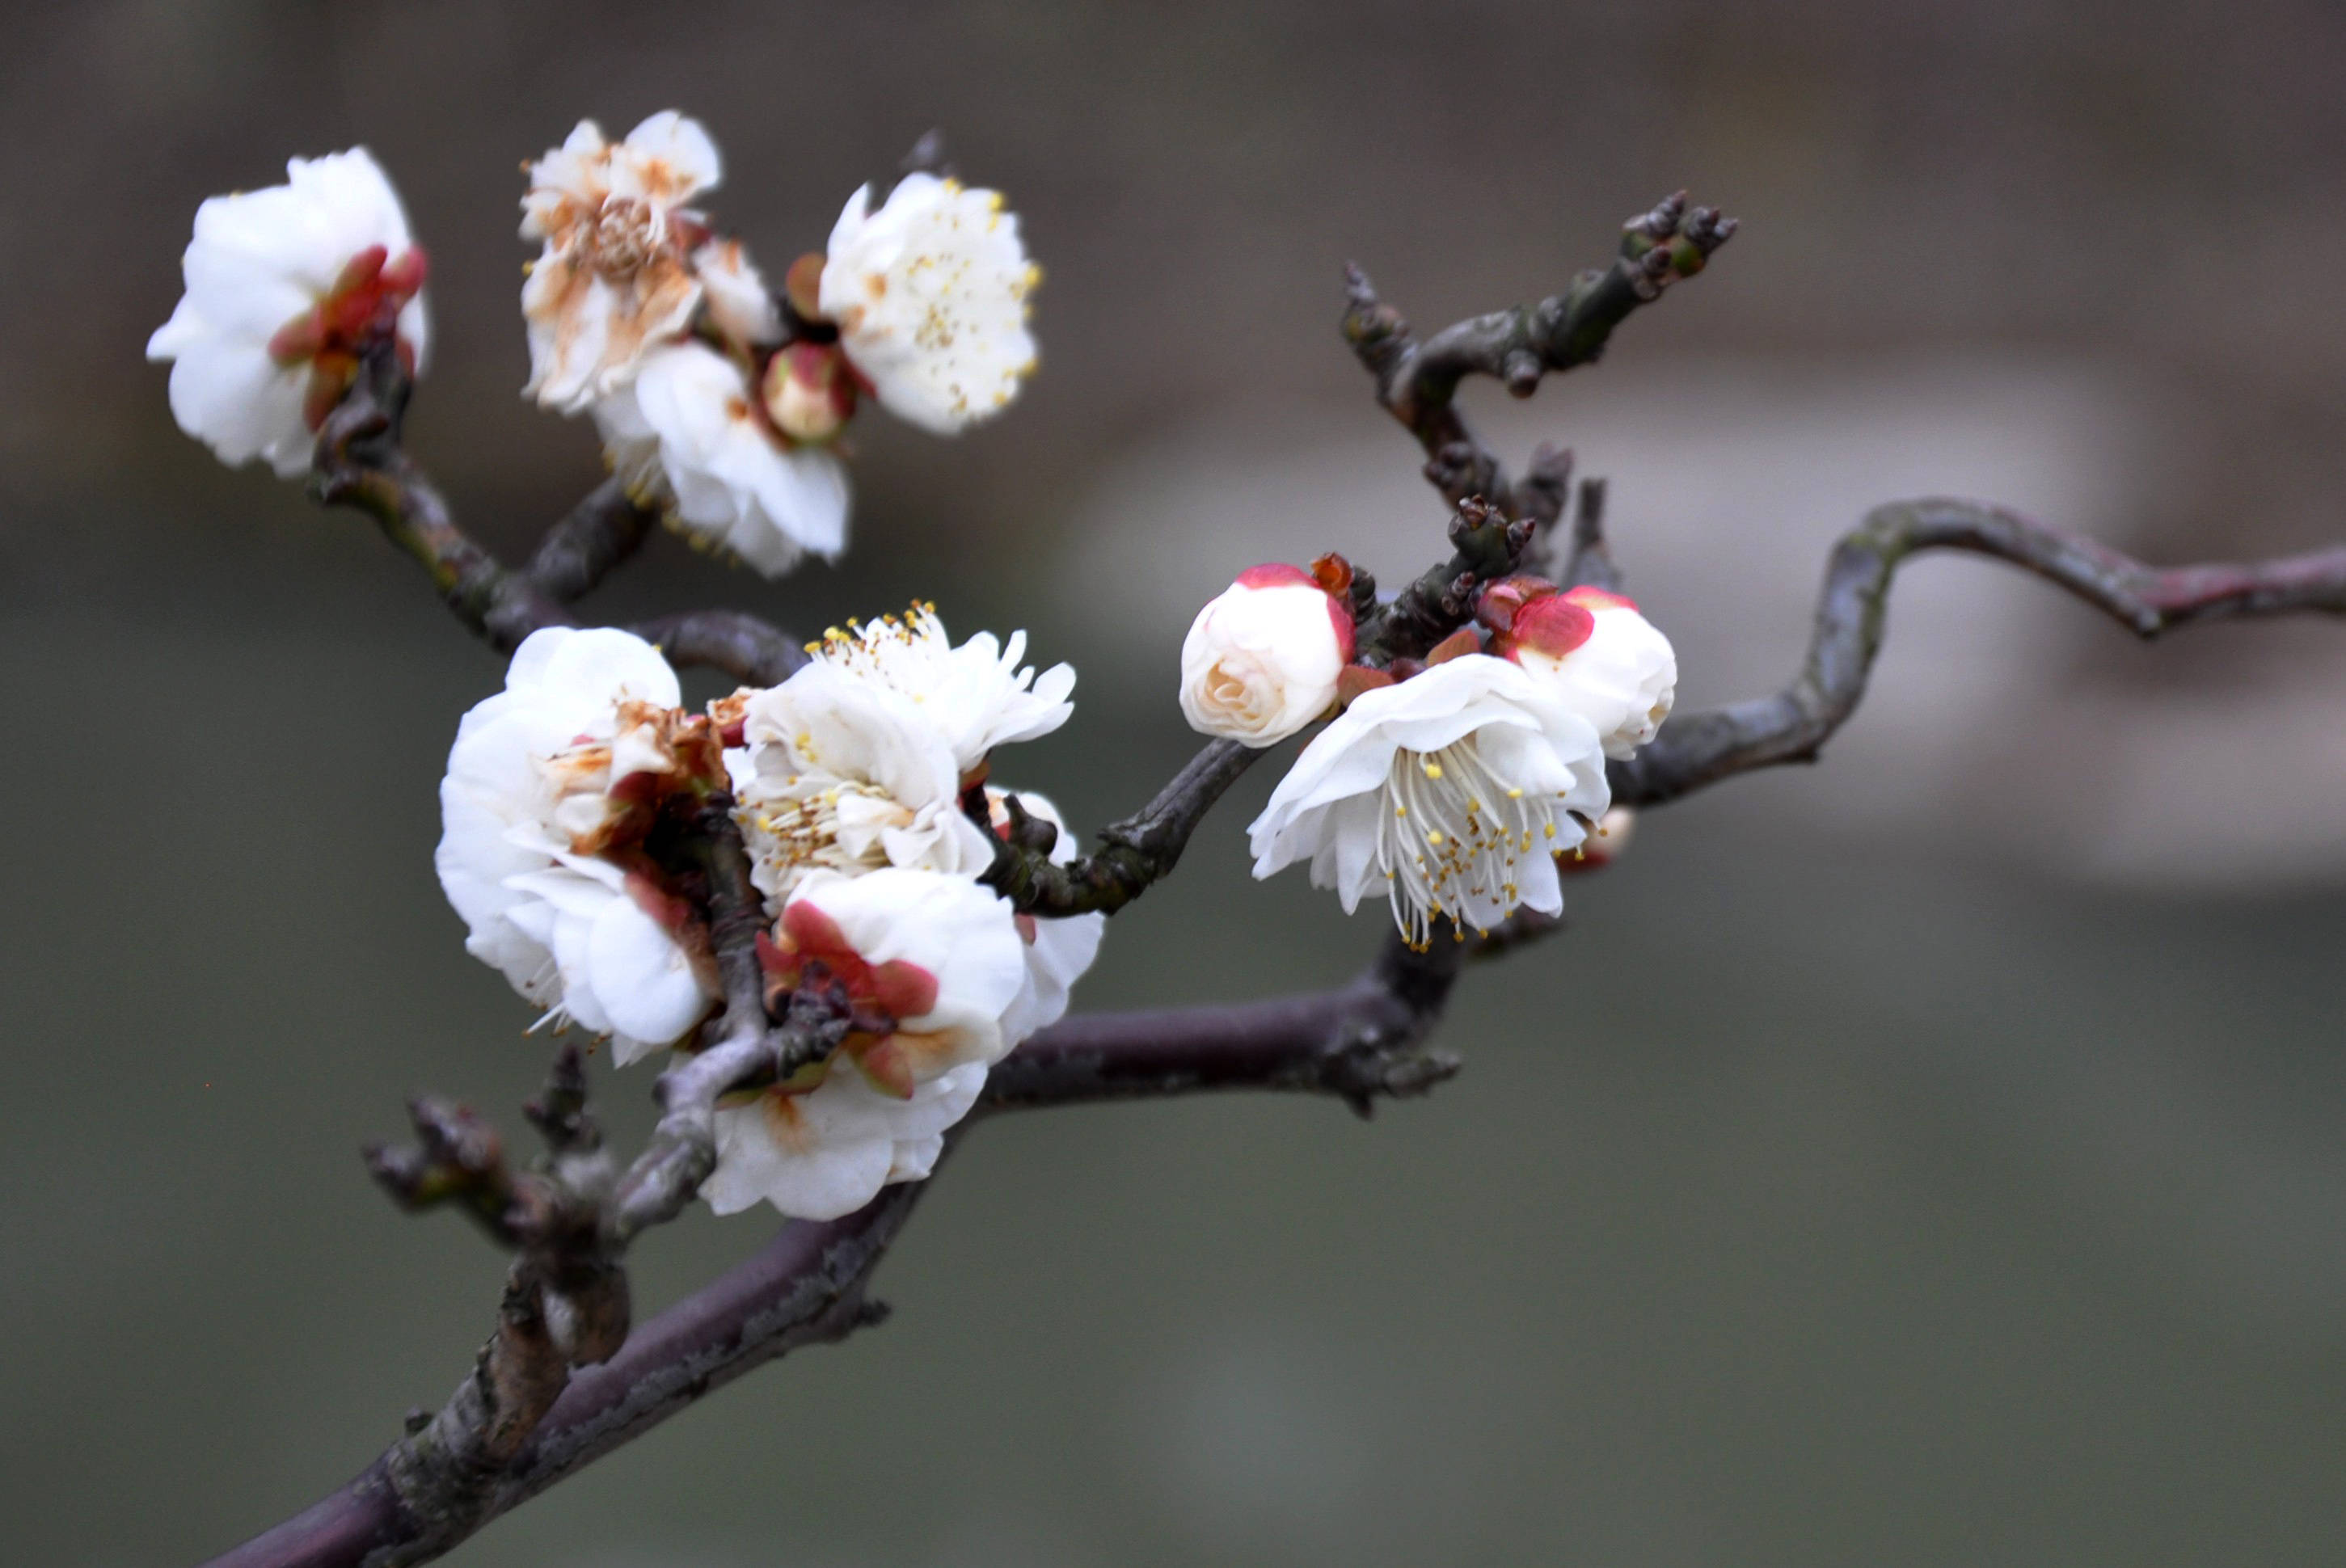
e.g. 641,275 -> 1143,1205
588,196 -> 663,278
1378,736 -> 1562,949
745,778 -> 910,895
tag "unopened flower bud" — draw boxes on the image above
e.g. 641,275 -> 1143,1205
1179,564 -> 1357,746
761,342 -> 858,443
1491,583 -> 1676,758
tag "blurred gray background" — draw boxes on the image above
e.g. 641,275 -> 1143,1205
4,2 -> 2345,1563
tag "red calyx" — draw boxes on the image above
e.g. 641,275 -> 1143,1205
1335,664 -> 1398,708
1424,626 -> 1484,664
770,900 -> 940,1023
1474,572 -> 1600,662
268,242 -> 430,430
1508,594 -> 1597,660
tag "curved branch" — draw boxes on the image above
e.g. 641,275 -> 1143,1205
981,737 -> 1262,917
524,478 -> 657,604
310,344 -> 573,654
1610,498 -> 2346,807
1344,192 -> 1734,514
311,343 -> 805,686
631,609 -> 809,686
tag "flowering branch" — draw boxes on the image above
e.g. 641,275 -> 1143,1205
985,493 -> 1572,918
155,119 -> 2346,1568
200,926 -> 1483,1568
1344,192 -> 1736,515
1610,497 -> 2346,807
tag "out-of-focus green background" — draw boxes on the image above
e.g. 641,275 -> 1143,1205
5,3 -> 2345,1563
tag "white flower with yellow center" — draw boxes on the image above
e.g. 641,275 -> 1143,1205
727,661 -> 994,905
521,111 -> 723,412
812,604 -> 1074,775
703,867 -> 1027,1220
594,339 -> 848,577
985,788 -> 1108,1046
437,628 -> 716,1064
1247,654 -> 1611,947
148,148 -> 428,478
818,172 -> 1039,434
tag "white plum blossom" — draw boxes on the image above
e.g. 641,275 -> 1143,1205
1247,653 -> 1611,948
812,603 -> 1074,775
148,148 -> 428,478
436,627 -> 716,1064
703,868 -> 1027,1220
1494,584 -> 1677,758
521,112 -> 723,411
707,1058 -> 987,1223
693,237 -> 781,350
596,339 -> 849,576
727,661 -> 995,904
818,172 -> 1040,434
987,789 -> 1107,1047
1179,563 -> 1356,746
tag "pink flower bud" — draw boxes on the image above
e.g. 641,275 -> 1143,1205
760,341 -> 858,443
1501,584 -> 1677,758
1179,565 -> 1356,746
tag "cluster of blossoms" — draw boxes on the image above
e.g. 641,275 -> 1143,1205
150,112 -> 1039,575
1181,559 -> 1676,947
145,116 -> 1070,1228
437,611 -> 1096,1220
144,115 -> 1680,1224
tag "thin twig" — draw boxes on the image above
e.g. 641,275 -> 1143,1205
1344,192 -> 1734,515
313,343 -> 804,685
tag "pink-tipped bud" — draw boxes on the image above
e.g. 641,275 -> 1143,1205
1180,564 -> 1357,746
761,342 -> 859,443
1504,584 -> 1676,758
